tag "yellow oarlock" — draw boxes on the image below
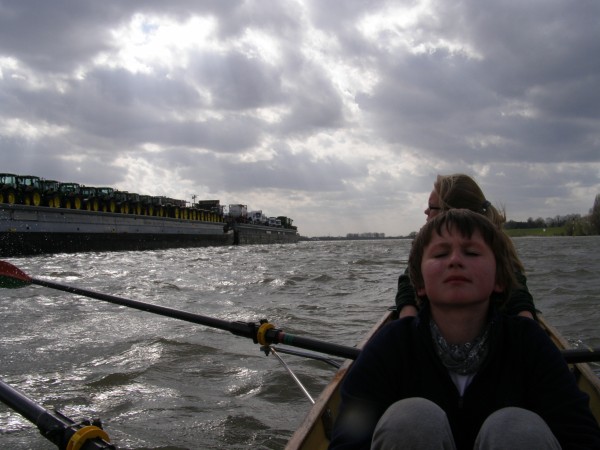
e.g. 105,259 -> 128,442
66,425 -> 111,450
257,322 -> 275,346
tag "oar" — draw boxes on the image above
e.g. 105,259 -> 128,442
0,377 -> 113,449
2,261 -> 599,364
0,261 -> 360,360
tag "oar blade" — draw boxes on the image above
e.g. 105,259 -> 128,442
0,261 -> 33,288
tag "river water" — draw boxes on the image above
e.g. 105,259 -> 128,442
1,237 -> 599,449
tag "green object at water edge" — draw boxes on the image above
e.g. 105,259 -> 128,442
0,261 -> 32,288
0,275 -> 30,288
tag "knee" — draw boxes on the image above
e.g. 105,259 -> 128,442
476,407 -> 560,450
380,397 -> 447,427
372,398 -> 455,449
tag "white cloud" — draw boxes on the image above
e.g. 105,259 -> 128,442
0,0 -> 598,237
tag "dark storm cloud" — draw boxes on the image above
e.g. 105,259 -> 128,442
0,1 -> 116,72
187,50 -> 285,111
338,0 -> 600,166
143,143 -> 363,193
276,66 -> 347,135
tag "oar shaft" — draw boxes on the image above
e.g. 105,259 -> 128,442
31,278 -> 256,339
30,278 -> 362,359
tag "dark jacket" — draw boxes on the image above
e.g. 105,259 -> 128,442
329,308 -> 600,450
394,268 -> 538,318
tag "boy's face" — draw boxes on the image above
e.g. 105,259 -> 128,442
417,225 -> 502,308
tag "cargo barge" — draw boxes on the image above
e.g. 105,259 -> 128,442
0,204 -> 299,256
1,173 -> 299,256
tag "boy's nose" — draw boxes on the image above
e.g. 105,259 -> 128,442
448,250 -> 464,266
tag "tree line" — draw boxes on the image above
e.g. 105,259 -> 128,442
505,194 -> 600,236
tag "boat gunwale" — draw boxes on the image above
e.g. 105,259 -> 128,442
285,309 -> 397,450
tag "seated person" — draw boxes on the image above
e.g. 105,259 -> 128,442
330,209 -> 600,449
397,173 -> 536,320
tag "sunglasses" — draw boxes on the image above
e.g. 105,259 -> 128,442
428,205 -> 442,211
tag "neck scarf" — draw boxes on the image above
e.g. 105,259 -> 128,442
430,320 -> 490,375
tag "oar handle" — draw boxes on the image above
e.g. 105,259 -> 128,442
561,349 -> 600,364
266,329 -> 360,360
0,378 -> 56,429
0,379 -> 113,449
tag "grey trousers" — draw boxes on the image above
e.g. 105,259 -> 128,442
371,397 -> 561,450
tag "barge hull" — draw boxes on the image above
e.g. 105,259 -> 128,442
1,204 -> 300,256
1,204 -> 233,256
1,232 -> 233,256
232,223 -> 299,245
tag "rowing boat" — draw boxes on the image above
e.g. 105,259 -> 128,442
285,310 -> 600,450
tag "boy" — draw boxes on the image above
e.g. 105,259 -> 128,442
330,209 -> 600,449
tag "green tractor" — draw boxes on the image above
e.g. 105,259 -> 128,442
41,179 -> 61,207
0,173 -> 18,204
16,175 -> 42,206
164,197 -> 186,219
139,195 -> 154,216
113,191 -> 130,214
127,192 -> 142,215
95,187 -> 116,212
58,182 -> 82,209
80,186 -> 100,211
151,196 -> 168,217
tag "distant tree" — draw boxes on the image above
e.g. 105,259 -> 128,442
534,217 -> 546,228
566,217 -> 593,236
551,216 -> 564,227
590,194 -> 600,234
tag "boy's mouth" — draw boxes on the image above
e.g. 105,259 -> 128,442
444,276 -> 470,283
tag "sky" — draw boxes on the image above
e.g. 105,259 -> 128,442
1,0 -> 599,237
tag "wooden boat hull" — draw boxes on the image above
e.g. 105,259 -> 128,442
538,315 -> 600,423
286,311 -> 600,449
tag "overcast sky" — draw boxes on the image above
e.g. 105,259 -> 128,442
1,0 -> 599,237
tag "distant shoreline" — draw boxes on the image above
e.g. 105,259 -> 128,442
504,226 -> 570,237
304,225 -> 595,241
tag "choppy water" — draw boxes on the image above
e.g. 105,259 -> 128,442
1,237 -> 599,449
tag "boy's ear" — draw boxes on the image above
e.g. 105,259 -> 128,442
493,283 -> 504,293
417,286 -> 426,296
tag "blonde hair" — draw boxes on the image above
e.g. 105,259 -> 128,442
434,174 -> 524,273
